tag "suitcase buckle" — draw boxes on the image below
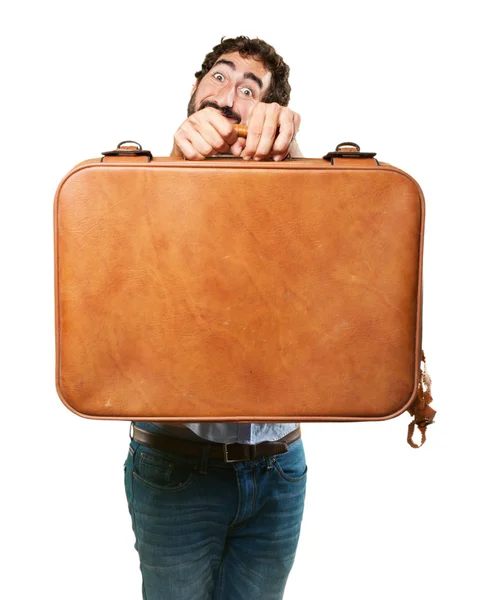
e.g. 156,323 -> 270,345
101,140 -> 153,161
323,141 -> 377,160
416,417 -> 435,428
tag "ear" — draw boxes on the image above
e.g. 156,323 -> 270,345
190,80 -> 199,96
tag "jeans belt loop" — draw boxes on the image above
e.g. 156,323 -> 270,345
199,444 -> 211,475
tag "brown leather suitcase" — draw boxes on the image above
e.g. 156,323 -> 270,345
54,140 -> 435,446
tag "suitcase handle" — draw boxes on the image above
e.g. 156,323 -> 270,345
233,124 -> 248,138
208,124 -> 293,160
232,125 -> 280,139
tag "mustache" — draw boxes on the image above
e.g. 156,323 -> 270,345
199,101 -> 241,124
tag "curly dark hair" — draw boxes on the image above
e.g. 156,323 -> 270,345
194,36 -> 291,106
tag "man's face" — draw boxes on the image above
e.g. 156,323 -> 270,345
187,52 -> 272,124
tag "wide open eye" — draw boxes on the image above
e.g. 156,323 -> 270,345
241,87 -> 254,97
213,72 -> 225,81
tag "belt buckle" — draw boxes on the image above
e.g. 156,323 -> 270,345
223,443 -> 248,463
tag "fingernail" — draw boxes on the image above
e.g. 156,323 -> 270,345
243,155 -> 251,161
273,155 -> 281,161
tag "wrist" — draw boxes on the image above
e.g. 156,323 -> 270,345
289,138 -> 303,158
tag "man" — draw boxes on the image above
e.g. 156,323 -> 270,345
124,36 -> 307,600
171,37 -> 302,162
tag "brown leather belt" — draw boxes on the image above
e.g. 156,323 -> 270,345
130,424 -> 301,463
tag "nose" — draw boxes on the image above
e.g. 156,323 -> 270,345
214,81 -> 235,108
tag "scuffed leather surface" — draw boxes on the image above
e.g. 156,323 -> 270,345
54,158 -> 424,421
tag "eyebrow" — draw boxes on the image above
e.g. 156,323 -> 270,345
212,59 -> 264,90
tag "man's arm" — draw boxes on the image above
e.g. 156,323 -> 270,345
288,138 -> 303,158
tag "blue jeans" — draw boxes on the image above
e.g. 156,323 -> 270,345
124,429 -> 307,600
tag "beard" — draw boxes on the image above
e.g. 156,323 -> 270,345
187,88 -> 199,117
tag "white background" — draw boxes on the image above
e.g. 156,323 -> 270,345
1,1 -> 478,598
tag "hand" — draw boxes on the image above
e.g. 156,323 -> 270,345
172,107 -> 243,160
241,103 -> 301,161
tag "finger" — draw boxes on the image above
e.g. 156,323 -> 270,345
230,137 -> 246,157
195,107 -> 238,146
271,113 -> 295,156
242,105 -> 266,160
294,112 -> 301,135
174,135 -> 207,160
271,152 -> 290,162
253,103 -> 281,159
272,111 -> 301,157
176,124 -> 214,158
191,120 -> 231,153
